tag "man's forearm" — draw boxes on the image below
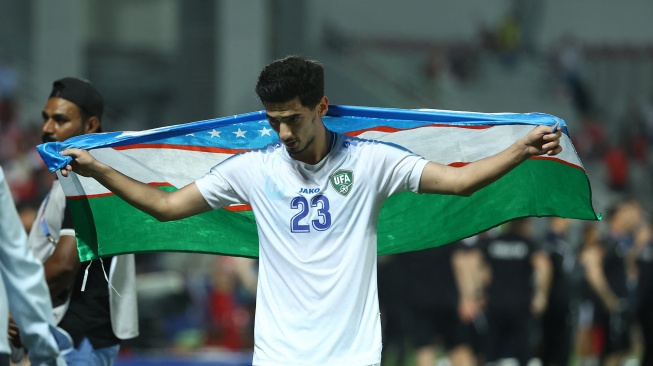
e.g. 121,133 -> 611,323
419,142 -> 529,195
532,253 -> 552,298
452,251 -> 483,300
89,163 -> 175,221
455,142 -> 528,196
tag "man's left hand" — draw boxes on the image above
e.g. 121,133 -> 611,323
521,125 -> 563,157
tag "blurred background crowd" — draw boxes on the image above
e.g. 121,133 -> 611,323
1,0 -> 652,365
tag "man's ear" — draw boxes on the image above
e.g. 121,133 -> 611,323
317,96 -> 329,117
84,116 -> 101,134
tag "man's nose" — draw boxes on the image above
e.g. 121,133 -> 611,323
42,119 -> 55,134
278,123 -> 292,140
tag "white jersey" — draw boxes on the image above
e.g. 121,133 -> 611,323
196,133 -> 427,366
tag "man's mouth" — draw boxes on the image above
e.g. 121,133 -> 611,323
284,140 -> 298,148
41,134 -> 56,143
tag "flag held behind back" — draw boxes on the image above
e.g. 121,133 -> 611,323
37,105 -> 600,261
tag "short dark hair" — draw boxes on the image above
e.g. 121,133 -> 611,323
255,55 -> 324,109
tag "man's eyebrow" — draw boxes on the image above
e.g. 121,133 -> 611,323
47,112 -> 69,121
265,113 -> 302,121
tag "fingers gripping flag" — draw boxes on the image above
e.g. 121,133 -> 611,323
37,105 -> 600,261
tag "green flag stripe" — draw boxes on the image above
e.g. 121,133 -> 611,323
70,159 -> 596,261
377,159 -> 596,255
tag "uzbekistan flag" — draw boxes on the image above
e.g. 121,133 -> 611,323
37,105 -> 599,261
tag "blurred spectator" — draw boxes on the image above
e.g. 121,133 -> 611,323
398,240 -> 485,366
602,140 -> 630,192
553,35 -> 595,116
576,223 -> 604,365
538,217 -> 582,366
424,48 -> 454,101
378,254 -> 412,366
496,12 -> 521,69
0,58 -> 17,128
571,113 -> 607,161
633,215 -> 653,365
204,256 -> 256,351
619,100 -> 650,165
513,0 -> 544,54
641,93 -> 653,146
0,120 -> 52,212
476,218 -> 552,365
579,200 -> 641,366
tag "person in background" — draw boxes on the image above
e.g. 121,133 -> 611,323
477,218 -> 552,365
1,165 -> 69,366
579,200 -> 640,366
399,240 -> 486,366
25,77 -> 138,365
633,216 -> 653,366
538,217 -> 582,366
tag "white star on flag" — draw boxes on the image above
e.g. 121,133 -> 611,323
259,127 -> 272,136
186,133 -> 195,137
208,129 -> 221,138
234,128 -> 247,138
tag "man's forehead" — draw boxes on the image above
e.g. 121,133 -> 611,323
263,97 -> 305,114
43,97 -> 81,116
265,111 -> 304,120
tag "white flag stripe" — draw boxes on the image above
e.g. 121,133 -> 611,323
61,148 -> 233,197
358,124 -> 580,167
61,125 -> 579,197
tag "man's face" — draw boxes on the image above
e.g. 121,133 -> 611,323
264,97 -> 325,157
41,97 -> 96,143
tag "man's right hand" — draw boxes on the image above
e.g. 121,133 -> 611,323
59,148 -> 106,178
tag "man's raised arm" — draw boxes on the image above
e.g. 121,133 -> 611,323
60,148 -> 212,221
419,124 -> 562,196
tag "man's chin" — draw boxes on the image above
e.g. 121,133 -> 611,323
286,146 -> 306,156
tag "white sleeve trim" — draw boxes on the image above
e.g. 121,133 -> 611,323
59,229 -> 76,237
409,158 -> 429,193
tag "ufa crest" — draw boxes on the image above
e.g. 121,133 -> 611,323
329,170 -> 354,196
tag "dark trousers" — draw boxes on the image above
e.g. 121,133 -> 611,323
540,303 -> 574,366
639,305 -> 653,366
485,309 -> 532,366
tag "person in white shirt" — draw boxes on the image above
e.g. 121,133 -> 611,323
27,77 -> 138,366
58,55 -> 563,366
0,165 -> 69,366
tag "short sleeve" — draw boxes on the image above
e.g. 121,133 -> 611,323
370,141 -> 428,198
195,153 -> 253,210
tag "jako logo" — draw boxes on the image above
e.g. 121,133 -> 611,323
329,170 -> 354,196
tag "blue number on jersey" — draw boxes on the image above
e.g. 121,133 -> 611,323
311,195 -> 331,231
290,195 -> 332,233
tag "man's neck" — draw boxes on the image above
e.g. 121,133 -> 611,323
294,126 -> 332,165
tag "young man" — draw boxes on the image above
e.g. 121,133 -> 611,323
28,77 -> 138,365
59,56 -> 562,366
0,165 -> 68,366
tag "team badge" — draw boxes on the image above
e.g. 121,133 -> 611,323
329,170 -> 354,196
